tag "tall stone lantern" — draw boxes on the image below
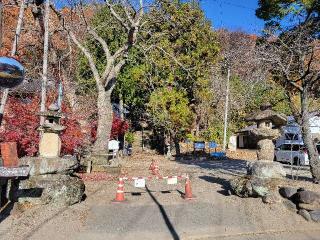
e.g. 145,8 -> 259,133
38,104 -> 66,158
246,102 -> 287,161
229,103 -> 288,199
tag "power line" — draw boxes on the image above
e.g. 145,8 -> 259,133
211,0 -> 256,11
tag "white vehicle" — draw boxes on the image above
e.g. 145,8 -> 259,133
274,143 -> 320,166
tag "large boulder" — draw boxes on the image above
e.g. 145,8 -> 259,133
230,176 -> 280,198
230,176 -> 254,198
248,161 -> 286,179
18,174 -> 85,206
279,187 -> 297,199
292,190 -> 320,204
20,156 -> 79,176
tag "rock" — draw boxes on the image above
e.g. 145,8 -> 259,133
298,209 -> 312,221
230,176 -> 254,198
279,187 -> 297,199
292,190 -> 320,204
20,156 -> 79,176
256,139 -> 277,161
262,193 -> 282,204
18,174 -> 85,206
310,210 -> 320,222
283,199 -> 297,212
251,181 -> 269,197
41,175 -> 85,206
248,161 -> 286,179
298,202 -> 320,211
230,176 -> 280,198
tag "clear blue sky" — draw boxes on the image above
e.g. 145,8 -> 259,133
200,0 -> 265,34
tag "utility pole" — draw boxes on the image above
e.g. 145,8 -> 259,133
0,0 -> 3,48
222,67 -> 230,152
40,0 -> 50,125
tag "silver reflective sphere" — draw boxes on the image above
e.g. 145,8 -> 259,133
0,56 -> 25,88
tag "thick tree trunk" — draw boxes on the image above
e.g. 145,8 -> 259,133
173,137 -> 181,156
92,90 -> 113,155
170,131 -> 180,156
301,88 -> 320,182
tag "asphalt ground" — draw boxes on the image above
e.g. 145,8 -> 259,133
1,156 -> 320,240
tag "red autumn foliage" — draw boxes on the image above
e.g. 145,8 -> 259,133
0,94 -> 84,157
0,94 -> 128,157
0,96 -> 40,156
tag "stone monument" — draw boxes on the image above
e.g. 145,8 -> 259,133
18,103 -> 85,206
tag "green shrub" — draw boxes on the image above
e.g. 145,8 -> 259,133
125,132 -> 135,145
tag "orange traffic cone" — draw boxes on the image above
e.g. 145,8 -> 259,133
112,178 -> 126,203
182,176 -> 195,200
149,160 -> 160,176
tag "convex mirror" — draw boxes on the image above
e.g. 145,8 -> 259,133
0,56 -> 25,88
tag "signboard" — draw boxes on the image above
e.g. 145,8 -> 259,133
167,177 -> 178,185
134,178 -> 145,188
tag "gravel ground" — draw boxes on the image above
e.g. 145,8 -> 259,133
0,151 -> 320,240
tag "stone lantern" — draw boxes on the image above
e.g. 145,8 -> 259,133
38,103 -> 66,158
246,102 -> 287,161
229,103 -> 288,199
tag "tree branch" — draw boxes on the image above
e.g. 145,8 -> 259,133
105,0 -> 130,31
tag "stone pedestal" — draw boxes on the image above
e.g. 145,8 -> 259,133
20,156 -> 78,175
39,133 -> 61,158
89,154 -> 121,174
90,154 -> 108,166
17,174 -> 85,206
17,156 -> 84,206
247,161 -> 286,179
257,139 -> 275,161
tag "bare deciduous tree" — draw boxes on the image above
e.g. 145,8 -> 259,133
258,25 -> 320,182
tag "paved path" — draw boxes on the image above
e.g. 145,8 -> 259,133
1,158 -> 319,240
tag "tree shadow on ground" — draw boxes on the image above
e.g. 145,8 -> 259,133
176,154 -> 315,183
175,154 -> 248,177
280,164 -> 314,182
145,185 -> 180,240
198,175 -> 232,196
0,201 -> 14,224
